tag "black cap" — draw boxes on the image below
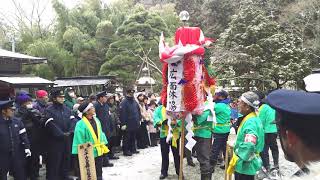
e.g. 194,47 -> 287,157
50,89 -> 65,98
96,91 -> 106,98
267,89 -> 320,116
0,100 -> 15,110
267,89 -> 320,152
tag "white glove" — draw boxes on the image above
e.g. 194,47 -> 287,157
121,125 -> 127,131
25,149 -> 31,157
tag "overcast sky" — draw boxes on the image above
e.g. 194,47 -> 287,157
0,0 -> 111,28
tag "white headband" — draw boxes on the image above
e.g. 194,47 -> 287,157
83,103 -> 94,113
240,96 -> 259,109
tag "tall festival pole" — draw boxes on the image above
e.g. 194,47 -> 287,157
179,118 -> 185,180
160,10 -> 214,180
178,11 -> 189,180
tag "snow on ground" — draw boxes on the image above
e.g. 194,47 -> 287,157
8,141 -> 299,180
103,141 -> 299,180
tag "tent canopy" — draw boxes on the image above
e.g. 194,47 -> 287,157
304,73 -> 320,92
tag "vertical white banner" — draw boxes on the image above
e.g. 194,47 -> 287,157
166,61 -> 184,112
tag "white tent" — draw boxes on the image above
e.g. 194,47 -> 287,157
304,73 -> 320,92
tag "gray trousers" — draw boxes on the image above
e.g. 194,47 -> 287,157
194,137 -> 213,174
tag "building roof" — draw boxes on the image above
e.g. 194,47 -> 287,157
0,76 -> 53,86
0,48 -> 47,65
54,76 -> 117,87
136,76 -> 156,85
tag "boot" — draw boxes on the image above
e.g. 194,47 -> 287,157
201,173 -> 212,180
210,160 -> 217,173
187,160 -> 196,167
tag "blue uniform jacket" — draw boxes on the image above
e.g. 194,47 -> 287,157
42,103 -> 75,141
119,97 -> 141,131
94,102 -> 112,136
0,115 -> 30,168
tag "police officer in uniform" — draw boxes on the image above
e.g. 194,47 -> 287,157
267,89 -> 320,178
42,89 -> 75,180
93,91 -> 114,167
120,89 -> 141,156
0,100 -> 31,180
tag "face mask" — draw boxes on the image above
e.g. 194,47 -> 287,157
26,104 -> 33,109
39,99 -> 48,104
69,92 -> 76,98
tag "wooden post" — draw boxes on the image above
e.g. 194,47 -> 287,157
78,143 -> 97,180
179,119 -> 185,180
225,134 -> 236,180
225,144 -> 233,180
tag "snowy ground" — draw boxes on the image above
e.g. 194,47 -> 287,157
8,141 -> 299,180
103,141 -> 299,180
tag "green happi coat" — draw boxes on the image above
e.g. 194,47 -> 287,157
72,116 -> 109,158
258,104 -> 277,133
213,102 -> 231,134
193,109 -> 214,139
228,112 -> 264,175
153,105 -> 181,147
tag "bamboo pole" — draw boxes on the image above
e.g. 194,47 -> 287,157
179,119 -> 185,180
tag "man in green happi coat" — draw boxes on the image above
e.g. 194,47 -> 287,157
153,104 -> 181,179
227,91 -> 264,180
193,100 -> 215,180
72,102 -> 109,180
255,91 -> 279,172
210,90 -> 231,170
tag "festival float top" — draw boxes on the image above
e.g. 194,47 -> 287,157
159,24 -> 216,150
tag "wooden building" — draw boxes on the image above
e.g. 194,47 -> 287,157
0,48 -> 53,100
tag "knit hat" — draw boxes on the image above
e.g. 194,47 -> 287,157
240,91 -> 260,109
36,90 -> 48,98
16,91 -> 32,105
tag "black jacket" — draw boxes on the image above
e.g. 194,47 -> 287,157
94,101 -> 112,136
119,97 -> 141,131
0,115 -> 30,167
42,103 -> 74,141
15,107 -> 43,141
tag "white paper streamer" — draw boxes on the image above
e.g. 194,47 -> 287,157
185,112 -> 196,151
166,117 -> 173,144
204,91 -> 217,123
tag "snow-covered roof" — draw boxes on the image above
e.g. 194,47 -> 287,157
54,76 -> 116,87
0,48 -> 47,64
0,76 -> 53,85
136,76 -> 156,85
